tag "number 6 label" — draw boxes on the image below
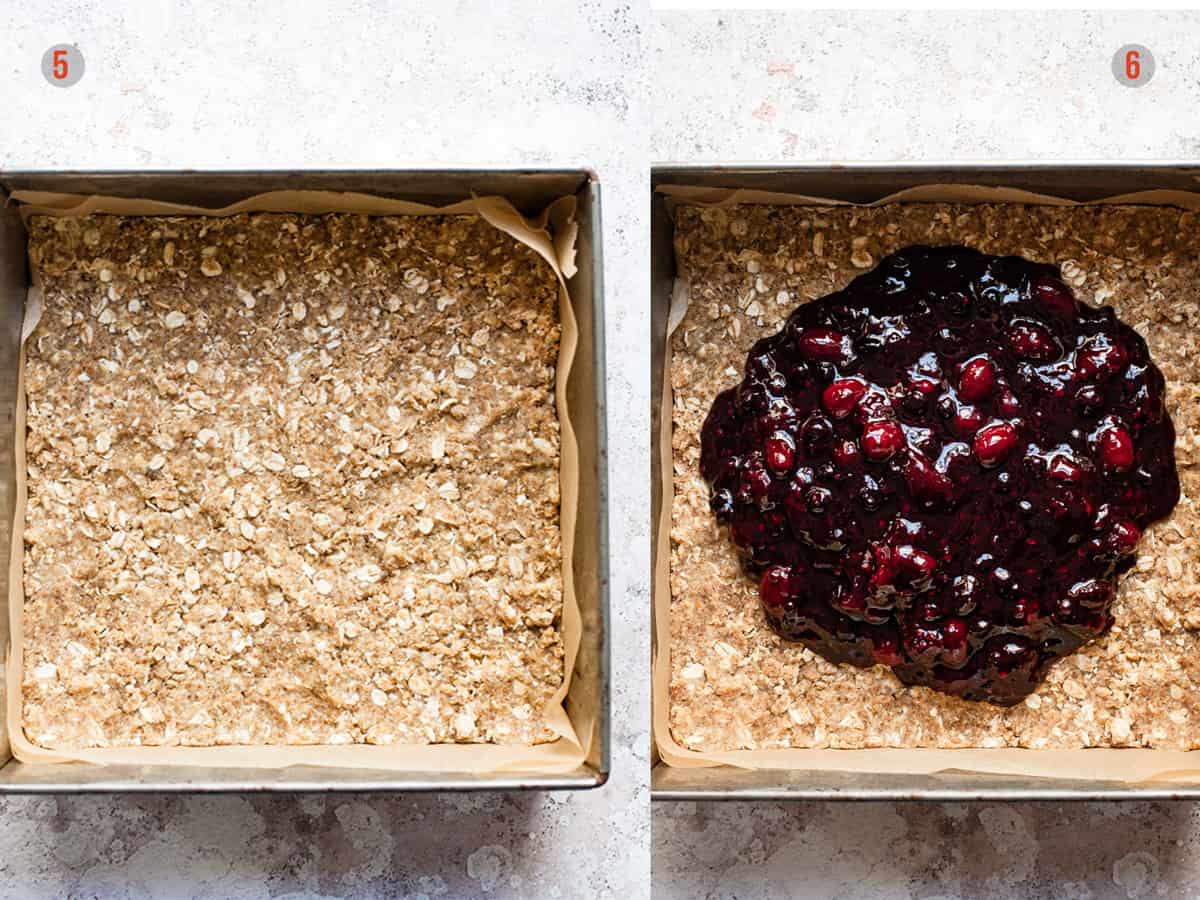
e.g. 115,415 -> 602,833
1112,44 -> 1155,88
41,44 -> 85,88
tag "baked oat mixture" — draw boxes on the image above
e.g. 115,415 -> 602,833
669,202 -> 1200,751
23,212 -> 564,749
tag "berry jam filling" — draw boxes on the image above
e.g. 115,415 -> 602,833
700,246 -> 1180,705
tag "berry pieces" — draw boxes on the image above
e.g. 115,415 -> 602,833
1006,320 -> 1060,360
700,245 -> 1180,705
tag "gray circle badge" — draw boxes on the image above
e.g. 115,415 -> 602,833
41,44 -> 85,88
1112,44 -> 1154,87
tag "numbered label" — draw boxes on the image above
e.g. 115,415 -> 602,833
1112,44 -> 1154,88
41,44 -> 85,88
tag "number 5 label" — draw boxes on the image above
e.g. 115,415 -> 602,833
41,44 -> 85,88
1112,44 -> 1155,88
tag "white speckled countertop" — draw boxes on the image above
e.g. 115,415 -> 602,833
3,3 -> 1200,897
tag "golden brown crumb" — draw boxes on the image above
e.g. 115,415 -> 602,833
669,202 -> 1200,751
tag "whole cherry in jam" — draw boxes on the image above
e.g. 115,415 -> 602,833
861,419 -> 905,461
958,357 -> 996,403
822,378 -> 869,419
700,245 -> 1179,705
797,328 -> 850,362
765,432 -> 796,474
1096,424 -> 1135,472
973,422 -> 1018,467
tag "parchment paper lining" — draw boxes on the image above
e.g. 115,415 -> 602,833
6,189 -> 587,774
654,183 -> 1200,783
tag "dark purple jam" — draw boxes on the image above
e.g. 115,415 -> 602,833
700,246 -> 1179,705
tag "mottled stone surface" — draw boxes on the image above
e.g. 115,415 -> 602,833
651,10 -> 1200,900
654,801 -> 1196,899
651,10 -> 1200,162
1,1 -> 648,897
0,793 -> 648,898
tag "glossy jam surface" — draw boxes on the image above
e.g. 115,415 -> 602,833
700,246 -> 1179,705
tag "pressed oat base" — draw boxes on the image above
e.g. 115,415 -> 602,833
670,203 -> 1200,751
23,212 -> 564,749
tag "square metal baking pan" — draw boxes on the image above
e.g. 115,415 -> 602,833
651,162 -> 1200,801
0,169 -> 608,793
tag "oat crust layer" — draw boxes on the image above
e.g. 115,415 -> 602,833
23,212 -> 563,749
